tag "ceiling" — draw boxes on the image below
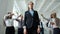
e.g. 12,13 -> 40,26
13,0 -> 60,18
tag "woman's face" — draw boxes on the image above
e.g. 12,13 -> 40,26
28,2 -> 33,9
51,13 -> 56,18
51,14 -> 54,18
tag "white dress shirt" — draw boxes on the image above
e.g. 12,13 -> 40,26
5,19 -> 13,27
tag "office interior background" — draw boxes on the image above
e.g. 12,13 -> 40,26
0,0 -> 60,34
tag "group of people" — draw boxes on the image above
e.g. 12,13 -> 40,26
3,1 -> 60,34
41,12 -> 60,34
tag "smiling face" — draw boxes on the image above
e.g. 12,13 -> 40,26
28,2 -> 34,10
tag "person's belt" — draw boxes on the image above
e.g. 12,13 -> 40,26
6,26 -> 13,27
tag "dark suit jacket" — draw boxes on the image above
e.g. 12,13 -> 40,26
24,10 -> 40,29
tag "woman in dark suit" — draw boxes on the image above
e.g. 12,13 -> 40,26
23,1 -> 40,34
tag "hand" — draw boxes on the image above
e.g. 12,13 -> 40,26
50,22 -> 54,25
37,27 -> 40,34
24,28 -> 27,34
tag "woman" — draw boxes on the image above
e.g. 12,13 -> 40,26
3,12 -> 15,34
41,12 -> 60,34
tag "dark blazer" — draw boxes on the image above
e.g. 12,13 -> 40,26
24,10 -> 40,29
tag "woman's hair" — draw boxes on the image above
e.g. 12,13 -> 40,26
50,13 -> 56,18
28,1 -> 34,5
28,1 -> 34,10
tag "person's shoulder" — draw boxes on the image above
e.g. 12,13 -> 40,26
25,11 -> 28,13
3,14 -> 8,19
24,11 -> 29,15
56,18 -> 60,21
34,10 -> 38,13
33,10 -> 37,12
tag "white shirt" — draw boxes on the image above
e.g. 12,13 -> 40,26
48,18 -> 58,28
4,14 -> 13,27
5,19 -> 13,27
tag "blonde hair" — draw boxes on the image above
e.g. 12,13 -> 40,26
51,11 -> 57,18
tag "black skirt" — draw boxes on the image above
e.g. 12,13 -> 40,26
5,26 -> 15,34
53,28 -> 60,34
18,28 -> 23,34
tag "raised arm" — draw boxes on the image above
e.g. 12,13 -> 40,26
41,14 -> 49,21
23,12 -> 27,28
23,12 -> 27,34
36,11 -> 40,26
3,15 -> 7,27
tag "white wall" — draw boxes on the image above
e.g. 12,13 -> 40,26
0,0 -> 13,34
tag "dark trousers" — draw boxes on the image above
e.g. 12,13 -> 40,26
40,28 -> 44,34
53,28 -> 60,34
5,26 -> 15,34
27,27 -> 38,34
18,28 -> 23,34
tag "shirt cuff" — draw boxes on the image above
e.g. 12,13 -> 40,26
23,26 -> 26,29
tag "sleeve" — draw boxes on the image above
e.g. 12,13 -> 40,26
3,15 -> 6,26
12,15 -> 18,20
41,15 -> 49,21
23,12 -> 27,29
58,19 -> 60,28
36,11 -> 40,25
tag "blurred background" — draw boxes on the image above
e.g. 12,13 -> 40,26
0,0 -> 60,34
